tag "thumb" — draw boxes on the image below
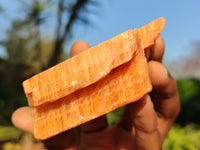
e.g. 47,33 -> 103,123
11,107 -> 34,134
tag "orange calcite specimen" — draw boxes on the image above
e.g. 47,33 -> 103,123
22,17 -> 166,139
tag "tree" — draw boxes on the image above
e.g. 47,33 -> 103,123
0,0 -> 97,124
169,41 -> 200,78
20,0 -> 96,69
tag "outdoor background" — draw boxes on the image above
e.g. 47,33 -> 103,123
0,0 -> 200,149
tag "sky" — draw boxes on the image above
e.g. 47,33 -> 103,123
1,0 -> 200,66
70,0 -> 200,64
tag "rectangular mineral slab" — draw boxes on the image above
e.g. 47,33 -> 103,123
22,17 -> 166,140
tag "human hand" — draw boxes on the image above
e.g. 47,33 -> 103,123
12,37 -> 180,150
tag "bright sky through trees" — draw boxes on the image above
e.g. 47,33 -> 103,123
1,0 -> 200,63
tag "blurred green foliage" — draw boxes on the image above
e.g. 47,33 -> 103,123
107,106 -> 124,126
176,78 -> 200,125
163,124 -> 200,150
2,142 -> 21,150
0,126 -> 23,141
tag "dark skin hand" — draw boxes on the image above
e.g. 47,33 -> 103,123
12,37 -> 180,150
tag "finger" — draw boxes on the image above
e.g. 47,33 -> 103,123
148,61 -> 180,137
129,95 -> 162,150
43,129 -> 79,150
12,107 -> 79,149
144,48 -> 150,60
81,115 -> 108,133
118,37 -> 164,132
149,36 -> 165,62
70,41 -> 90,57
118,107 -> 132,131
11,107 -> 33,134
149,61 -> 180,118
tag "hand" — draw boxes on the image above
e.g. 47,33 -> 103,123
12,37 -> 180,150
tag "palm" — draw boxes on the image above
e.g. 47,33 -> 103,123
81,126 -> 135,150
43,123 -> 136,150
